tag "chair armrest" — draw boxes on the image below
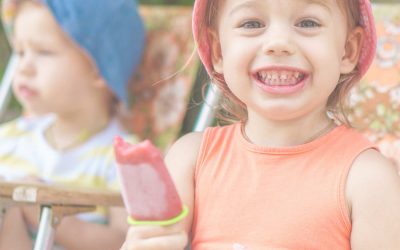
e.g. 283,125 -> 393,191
0,181 -> 123,207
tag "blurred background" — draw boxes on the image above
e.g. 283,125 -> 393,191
139,0 -> 399,5
139,0 -> 193,4
0,0 -> 396,106
0,0 -> 398,151
0,0 -> 396,108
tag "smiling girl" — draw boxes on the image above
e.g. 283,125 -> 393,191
120,1 -> 400,249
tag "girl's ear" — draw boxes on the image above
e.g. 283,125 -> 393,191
340,27 -> 364,74
91,74 -> 108,89
208,29 -> 223,74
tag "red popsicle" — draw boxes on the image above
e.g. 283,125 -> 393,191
114,136 -> 187,225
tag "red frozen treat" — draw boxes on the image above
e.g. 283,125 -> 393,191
114,137 -> 185,223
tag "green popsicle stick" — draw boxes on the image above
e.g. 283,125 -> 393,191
127,205 -> 189,226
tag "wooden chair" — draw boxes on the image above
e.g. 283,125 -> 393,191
0,181 -> 123,250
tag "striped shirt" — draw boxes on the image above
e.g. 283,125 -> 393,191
0,116 -> 137,223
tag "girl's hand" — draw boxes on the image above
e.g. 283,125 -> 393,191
21,205 -> 41,229
120,224 -> 188,250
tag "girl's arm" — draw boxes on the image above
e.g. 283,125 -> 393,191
120,131 -> 203,250
347,149 -> 400,249
164,132 -> 203,233
53,214 -> 126,250
0,207 -> 32,250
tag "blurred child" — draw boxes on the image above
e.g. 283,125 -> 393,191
0,0 -> 145,249
120,0 -> 400,249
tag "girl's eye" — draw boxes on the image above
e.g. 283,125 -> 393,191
37,49 -> 53,56
16,50 -> 24,57
240,20 -> 264,29
297,19 -> 321,28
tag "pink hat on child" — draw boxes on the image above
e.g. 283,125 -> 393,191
192,0 -> 377,80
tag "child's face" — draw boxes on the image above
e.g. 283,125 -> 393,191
12,2 -> 102,115
210,0 -> 362,121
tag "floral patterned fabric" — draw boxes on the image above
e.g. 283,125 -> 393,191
128,6 -> 199,151
347,4 -> 400,168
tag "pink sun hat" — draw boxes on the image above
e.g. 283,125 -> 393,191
192,0 -> 377,80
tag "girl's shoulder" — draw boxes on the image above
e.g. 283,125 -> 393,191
348,148 -> 397,187
165,131 -> 205,170
346,149 -> 400,248
165,123 -> 238,168
347,149 -> 399,197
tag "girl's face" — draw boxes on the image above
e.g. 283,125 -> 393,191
12,2 -> 103,116
210,0 -> 363,123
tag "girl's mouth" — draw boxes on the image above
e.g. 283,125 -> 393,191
256,70 -> 306,85
253,68 -> 308,95
17,84 -> 38,99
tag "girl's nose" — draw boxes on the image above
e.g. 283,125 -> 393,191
262,26 -> 296,56
16,53 -> 35,76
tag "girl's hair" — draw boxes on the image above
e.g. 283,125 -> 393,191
202,0 -> 362,125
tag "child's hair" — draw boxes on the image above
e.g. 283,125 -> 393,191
193,0 -> 377,124
1,0 -> 145,108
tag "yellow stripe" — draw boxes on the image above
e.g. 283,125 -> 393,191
124,135 -> 139,144
108,179 -> 121,191
80,134 -> 139,159
82,146 -> 113,157
50,174 -> 109,188
0,154 -> 38,174
0,121 -> 30,138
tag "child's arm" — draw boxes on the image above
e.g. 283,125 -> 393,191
120,132 -> 203,250
53,210 -> 127,250
0,207 -> 32,250
347,149 -> 400,249
20,205 -> 127,250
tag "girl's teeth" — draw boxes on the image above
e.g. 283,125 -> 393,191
257,70 -> 304,85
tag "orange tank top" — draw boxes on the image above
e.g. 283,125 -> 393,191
191,123 -> 376,250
